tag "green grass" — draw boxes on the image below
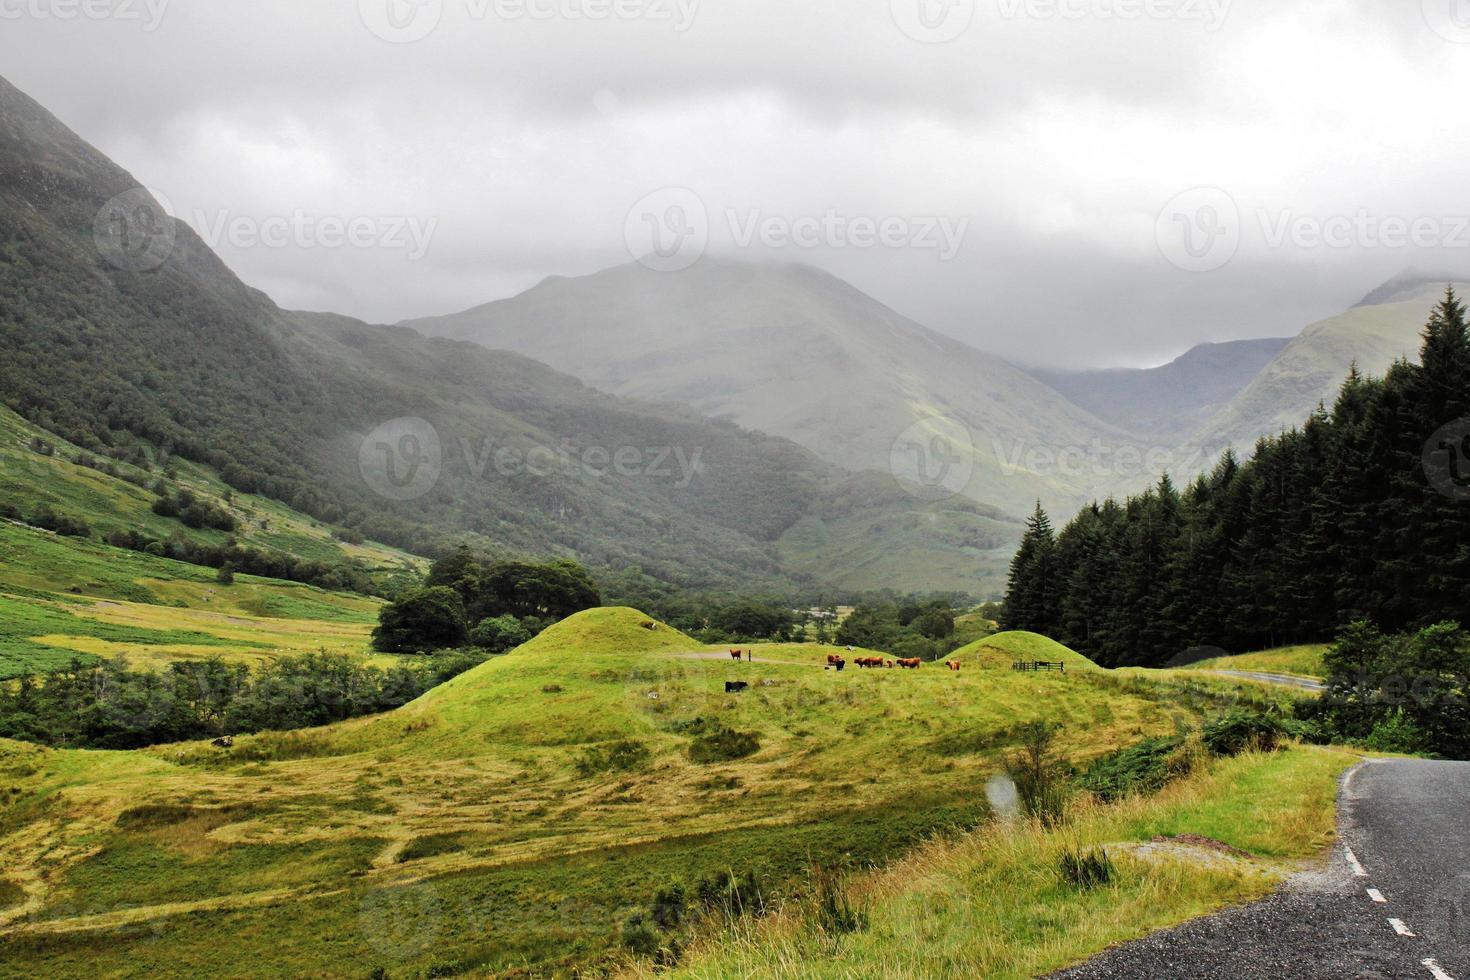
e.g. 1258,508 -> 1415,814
0,523 -> 384,676
664,746 -> 1358,979
1188,645 -> 1329,680
0,609 -> 1292,977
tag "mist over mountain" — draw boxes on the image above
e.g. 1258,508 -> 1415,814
404,259 -> 1136,518
1029,339 -> 1290,445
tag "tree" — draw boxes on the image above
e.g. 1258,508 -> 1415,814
371,586 -> 469,653
1003,503 -> 1056,634
470,615 -> 533,653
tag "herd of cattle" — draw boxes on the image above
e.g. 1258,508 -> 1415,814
721,649 -> 962,695
823,653 -> 961,672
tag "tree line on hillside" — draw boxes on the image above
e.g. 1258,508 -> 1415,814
1005,289 -> 1470,667
0,650 -> 487,750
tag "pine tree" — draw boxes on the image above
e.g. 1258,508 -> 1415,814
1003,503 -> 1057,633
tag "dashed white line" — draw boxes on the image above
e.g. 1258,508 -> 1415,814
1345,846 -> 1368,877
1423,958 -> 1457,980
1367,887 -> 1388,903
1390,918 -> 1416,937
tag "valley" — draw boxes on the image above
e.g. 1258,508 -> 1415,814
0,40 -> 1465,980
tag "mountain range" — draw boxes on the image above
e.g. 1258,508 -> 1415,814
0,71 -> 1458,596
0,74 -> 1020,596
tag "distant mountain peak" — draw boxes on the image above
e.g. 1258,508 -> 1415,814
1355,270 -> 1470,309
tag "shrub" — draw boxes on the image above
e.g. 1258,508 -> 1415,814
397,833 -> 465,863
1363,711 -> 1430,754
1059,847 -> 1115,889
1078,735 -> 1192,801
575,739 -> 651,776
1002,721 -> 1071,826
469,615 -> 532,653
812,869 -> 867,936
621,915 -> 660,957
695,870 -> 767,919
1203,712 -> 1286,757
687,727 -> 760,764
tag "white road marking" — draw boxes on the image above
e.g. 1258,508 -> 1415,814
1345,846 -> 1368,877
1423,958 -> 1457,980
1390,918 -> 1416,937
1367,888 -> 1387,903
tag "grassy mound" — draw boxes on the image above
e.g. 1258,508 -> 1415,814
956,630 -> 1103,672
0,611 -> 1257,978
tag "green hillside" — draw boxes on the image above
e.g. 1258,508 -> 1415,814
1032,338 -> 1289,444
0,609 -> 1288,977
1188,278 -> 1470,456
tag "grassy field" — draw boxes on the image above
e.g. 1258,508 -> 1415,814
660,745 -> 1357,979
0,523 -> 383,676
0,610 -> 1323,978
1188,645 -> 1330,680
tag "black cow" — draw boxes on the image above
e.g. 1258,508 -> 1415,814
725,681 -> 749,693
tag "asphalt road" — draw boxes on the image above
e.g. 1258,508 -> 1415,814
1053,759 -> 1470,980
1202,669 -> 1327,691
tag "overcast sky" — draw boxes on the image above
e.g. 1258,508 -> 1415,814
4,0 -> 1470,368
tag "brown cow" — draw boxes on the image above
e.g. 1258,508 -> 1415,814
827,653 -> 844,666
945,661 -> 962,672
855,656 -> 884,669
896,658 -> 922,670
730,649 -> 743,660
886,660 -> 894,669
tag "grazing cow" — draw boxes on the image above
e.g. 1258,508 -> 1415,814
896,658 -> 922,670
730,649 -> 743,660
834,658 -> 846,671
856,656 -> 884,669
886,660 -> 895,668
827,653 -> 844,666
725,681 -> 749,693
946,661 -> 962,672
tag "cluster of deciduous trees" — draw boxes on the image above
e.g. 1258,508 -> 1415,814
372,547 -> 602,653
0,650 -> 486,750
1302,620 -> 1470,758
1006,290 -> 1470,667
836,600 -> 962,662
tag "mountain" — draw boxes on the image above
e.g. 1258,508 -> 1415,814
0,74 -> 1019,596
1187,277 -> 1470,457
1029,338 -> 1289,444
403,260 -> 1132,518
